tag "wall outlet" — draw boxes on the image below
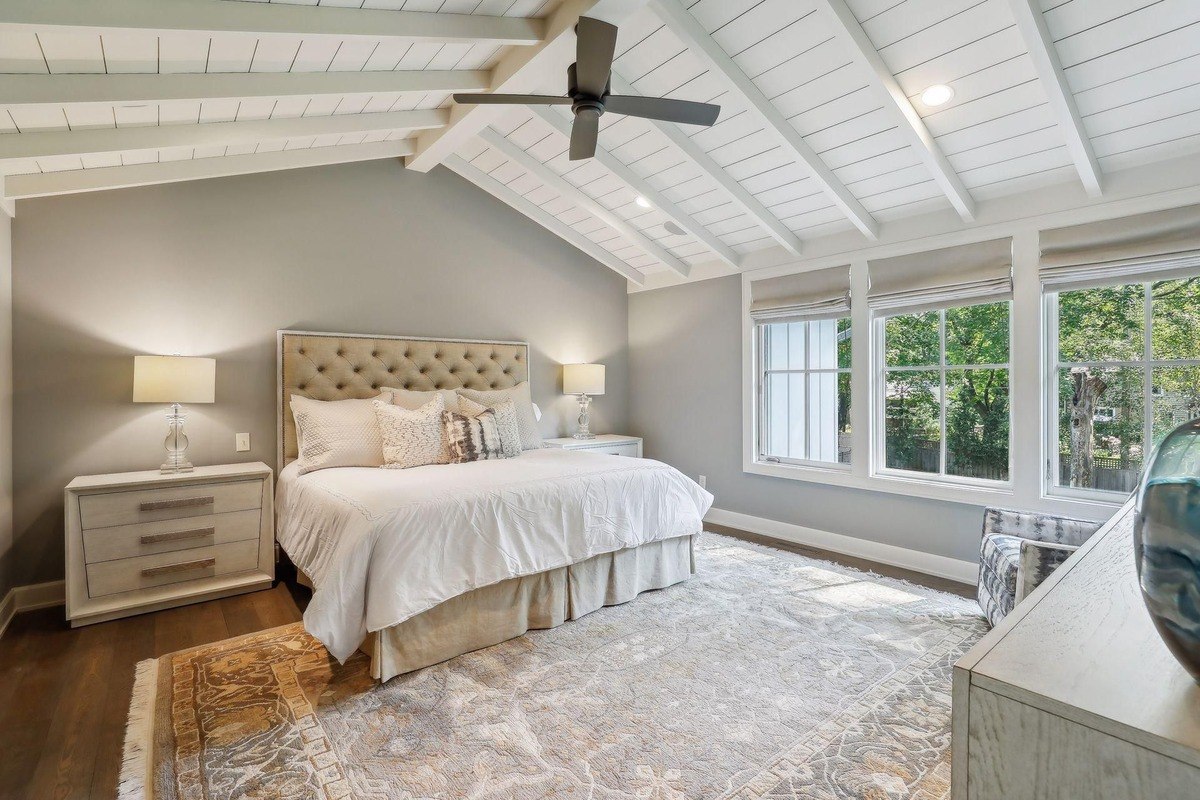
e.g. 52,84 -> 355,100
235,432 -> 251,452
698,475 -> 707,489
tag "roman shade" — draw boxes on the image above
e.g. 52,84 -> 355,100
1040,204 -> 1200,290
867,238 -> 1012,314
749,265 -> 851,323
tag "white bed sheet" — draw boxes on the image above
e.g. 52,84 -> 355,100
276,448 -> 713,661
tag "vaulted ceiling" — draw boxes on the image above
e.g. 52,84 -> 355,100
2,0 -> 1198,287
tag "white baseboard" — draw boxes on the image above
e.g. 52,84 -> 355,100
705,507 -> 979,586
0,579 -> 66,639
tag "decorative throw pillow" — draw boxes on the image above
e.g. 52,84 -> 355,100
457,395 -> 521,458
457,381 -> 542,450
290,392 -> 394,474
374,395 -> 448,469
442,407 -> 505,463
387,387 -> 460,414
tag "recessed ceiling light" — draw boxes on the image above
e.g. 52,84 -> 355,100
920,84 -> 954,107
634,196 -> 652,209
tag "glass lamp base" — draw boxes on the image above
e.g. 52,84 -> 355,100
573,393 -> 596,439
160,403 -> 195,473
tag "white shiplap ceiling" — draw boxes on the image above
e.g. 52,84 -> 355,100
1,0 -> 1199,287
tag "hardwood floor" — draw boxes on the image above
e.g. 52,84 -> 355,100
0,531 -> 974,799
0,581 -> 310,800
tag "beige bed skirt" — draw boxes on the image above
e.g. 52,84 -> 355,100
345,535 -> 696,682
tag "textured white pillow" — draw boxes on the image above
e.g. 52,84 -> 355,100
457,381 -> 542,450
387,387 -> 460,414
290,392 -> 393,474
374,395 -> 448,469
458,395 -> 521,458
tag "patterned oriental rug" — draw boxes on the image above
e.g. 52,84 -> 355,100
120,534 -> 985,800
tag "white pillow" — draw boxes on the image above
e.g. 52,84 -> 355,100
457,382 -> 542,450
458,395 -> 520,458
290,391 -> 393,474
388,387 -> 460,413
374,395 -> 448,469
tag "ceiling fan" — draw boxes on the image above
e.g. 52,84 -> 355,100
452,16 -> 721,161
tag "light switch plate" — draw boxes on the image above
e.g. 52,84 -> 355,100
235,432 -> 251,452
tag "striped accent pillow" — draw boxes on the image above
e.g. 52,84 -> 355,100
442,408 -> 505,463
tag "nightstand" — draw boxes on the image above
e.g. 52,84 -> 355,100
64,462 -> 275,627
543,434 -> 643,457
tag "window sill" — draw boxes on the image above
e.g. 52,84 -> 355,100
745,458 -> 1127,521
745,459 -> 1014,506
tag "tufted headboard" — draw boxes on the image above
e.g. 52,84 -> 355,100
277,330 -> 529,469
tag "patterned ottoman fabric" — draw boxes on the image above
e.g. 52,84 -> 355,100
977,533 -> 1023,628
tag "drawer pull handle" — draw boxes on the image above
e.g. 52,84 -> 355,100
141,557 -> 215,578
139,496 -> 214,512
140,527 -> 215,545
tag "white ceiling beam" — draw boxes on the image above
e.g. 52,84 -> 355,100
5,140 -> 416,200
0,176 -> 14,218
609,76 -> 802,256
1007,0 -> 1103,197
817,0 -> 975,222
479,127 -> 689,276
0,0 -> 542,45
530,106 -> 741,270
406,0 -> 647,173
0,108 -> 446,163
445,155 -> 645,286
648,0 -> 879,241
0,71 -> 490,112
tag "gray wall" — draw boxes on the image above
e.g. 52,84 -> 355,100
11,160 -> 630,586
628,274 -> 983,565
0,214 -> 11,599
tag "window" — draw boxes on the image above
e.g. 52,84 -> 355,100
759,317 -> 851,466
1048,275 -> 1200,495
880,301 -> 1011,483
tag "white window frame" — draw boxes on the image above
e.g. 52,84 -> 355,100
1043,277 -> 1200,503
872,302 -> 1014,490
756,318 -> 851,470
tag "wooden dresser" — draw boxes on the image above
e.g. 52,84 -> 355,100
952,497 -> 1200,798
65,462 -> 274,627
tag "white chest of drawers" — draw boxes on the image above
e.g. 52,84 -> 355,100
65,462 -> 275,627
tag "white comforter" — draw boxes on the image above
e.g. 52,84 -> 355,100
276,448 -> 713,661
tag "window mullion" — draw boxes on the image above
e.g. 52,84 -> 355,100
1144,282 -> 1153,454
940,309 -> 948,476
803,322 -> 810,461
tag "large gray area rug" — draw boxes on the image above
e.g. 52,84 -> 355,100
123,533 -> 985,800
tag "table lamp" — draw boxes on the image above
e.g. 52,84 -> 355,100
563,363 -> 604,440
133,355 -> 216,473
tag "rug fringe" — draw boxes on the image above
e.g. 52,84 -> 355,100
118,657 -> 159,800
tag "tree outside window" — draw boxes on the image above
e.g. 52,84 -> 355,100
882,301 -> 1011,482
1053,276 -> 1200,493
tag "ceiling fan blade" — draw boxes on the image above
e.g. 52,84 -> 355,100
574,16 -> 618,98
570,109 -> 600,161
603,95 -> 721,127
453,94 -> 572,106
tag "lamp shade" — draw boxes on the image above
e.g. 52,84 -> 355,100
133,356 -> 216,404
563,363 -> 605,396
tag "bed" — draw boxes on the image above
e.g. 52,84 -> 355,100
274,331 -> 713,681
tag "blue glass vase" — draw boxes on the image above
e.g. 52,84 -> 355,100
1134,417 -> 1200,683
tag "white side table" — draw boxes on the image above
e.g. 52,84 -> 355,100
542,434 -> 643,458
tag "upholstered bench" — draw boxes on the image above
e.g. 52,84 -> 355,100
977,507 -> 1102,627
